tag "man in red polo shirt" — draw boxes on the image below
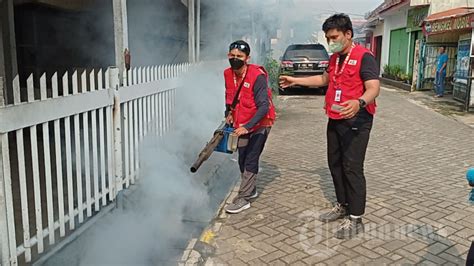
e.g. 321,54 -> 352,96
280,14 -> 380,239
224,40 -> 276,214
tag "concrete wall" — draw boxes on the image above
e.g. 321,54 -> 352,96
410,0 -> 430,6
14,0 -> 191,78
127,0 -> 188,66
373,22 -> 384,37
411,0 -> 474,14
14,1 -> 115,80
429,0 -> 474,14
380,5 -> 409,73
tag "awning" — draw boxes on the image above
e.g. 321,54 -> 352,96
423,7 -> 474,35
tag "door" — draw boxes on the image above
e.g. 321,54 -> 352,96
389,28 -> 409,72
375,36 -> 382,69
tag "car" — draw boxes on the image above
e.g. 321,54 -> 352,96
279,43 -> 329,95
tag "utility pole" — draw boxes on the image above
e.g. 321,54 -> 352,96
196,0 -> 200,62
188,0 -> 196,63
112,0 -> 129,84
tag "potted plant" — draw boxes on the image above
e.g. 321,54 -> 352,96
392,65 -> 403,81
382,64 -> 392,79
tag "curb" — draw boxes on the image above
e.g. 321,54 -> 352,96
179,182 -> 240,265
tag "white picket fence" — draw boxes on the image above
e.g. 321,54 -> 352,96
0,63 -> 191,265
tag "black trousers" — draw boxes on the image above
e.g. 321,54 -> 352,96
236,127 -> 271,199
238,127 -> 270,174
327,110 -> 373,216
467,241 -> 474,266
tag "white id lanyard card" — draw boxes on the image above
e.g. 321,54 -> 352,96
335,89 -> 342,102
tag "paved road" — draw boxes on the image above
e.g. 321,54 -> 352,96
198,87 -> 474,265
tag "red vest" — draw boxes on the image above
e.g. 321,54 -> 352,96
224,64 -> 276,131
325,45 -> 376,120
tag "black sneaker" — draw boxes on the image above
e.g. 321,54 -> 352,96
318,203 -> 347,222
335,217 -> 364,239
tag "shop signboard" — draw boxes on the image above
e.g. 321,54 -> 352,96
407,6 -> 429,32
423,13 -> 474,35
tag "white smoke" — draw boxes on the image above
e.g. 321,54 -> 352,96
71,62 -> 233,265
42,0 -> 381,264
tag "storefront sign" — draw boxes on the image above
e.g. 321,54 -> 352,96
407,7 -> 429,32
423,13 -> 474,35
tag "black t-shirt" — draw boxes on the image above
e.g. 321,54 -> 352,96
338,53 -> 380,81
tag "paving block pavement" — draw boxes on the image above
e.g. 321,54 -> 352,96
182,87 -> 474,265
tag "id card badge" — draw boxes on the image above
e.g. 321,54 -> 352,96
335,89 -> 342,102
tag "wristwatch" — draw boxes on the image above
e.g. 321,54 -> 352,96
358,98 -> 367,108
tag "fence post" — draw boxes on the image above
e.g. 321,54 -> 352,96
0,77 -> 4,107
109,68 -> 123,196
0,77 -> 11,265
0,136 -> 10,266
0,77 -> 8,265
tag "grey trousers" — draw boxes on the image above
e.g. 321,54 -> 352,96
236,127 -> 271,200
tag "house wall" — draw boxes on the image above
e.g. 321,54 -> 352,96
381,5 -> 409,72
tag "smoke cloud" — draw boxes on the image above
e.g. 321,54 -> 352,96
45,61 -> 237,265
76,62 -> 235,265
41,0 -> 381,264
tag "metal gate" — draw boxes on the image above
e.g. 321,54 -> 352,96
419,43 -> 457,92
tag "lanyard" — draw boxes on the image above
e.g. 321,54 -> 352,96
233,67 -> 247,89
333,44 -> 355,84
230,67 -> 248,110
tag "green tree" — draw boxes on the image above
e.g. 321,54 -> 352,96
263,50 -> 280,92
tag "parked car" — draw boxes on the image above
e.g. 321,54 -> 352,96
279,43 -> 329,95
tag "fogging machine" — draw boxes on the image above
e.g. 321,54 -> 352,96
190,70 -> 248,173
189,122 -> 238,173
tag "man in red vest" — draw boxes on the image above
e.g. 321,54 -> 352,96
224,40 -> 276,214
280,14 -> 380,239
